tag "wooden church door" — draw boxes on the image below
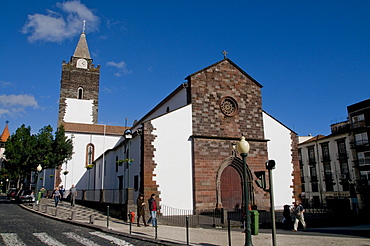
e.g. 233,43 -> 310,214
220,165 -> 242,210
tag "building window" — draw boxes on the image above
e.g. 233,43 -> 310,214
357,152 -> 370,166
360,170 -> 370,181
116,156 -> 119,172
310,165 -> 317,182
352,114 -> 365,128
312,183 -> 319,192
219,96 -> 238,117
340,161 -> 349,174
78,87 -> 84,99
134,175 -> 139,191
308,146 -> 316,164
321,143 -> 330,162
336,140 -> 347,160
355,132 -> 368,146
86,143 -> 94,166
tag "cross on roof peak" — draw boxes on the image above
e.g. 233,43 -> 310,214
222,50 -> 228,59
82,20 -> 86,33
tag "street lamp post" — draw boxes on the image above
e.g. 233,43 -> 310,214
266,160 -> 277,246
237,136 -> 252,246
124,130 -> 132,203
36,164 -> 42,204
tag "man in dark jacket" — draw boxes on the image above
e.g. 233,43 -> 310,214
137,194 -> 148,227
147,194 -> 158,227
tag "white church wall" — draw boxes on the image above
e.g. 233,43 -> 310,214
263,112 -> 295,209
91,134 -> 142,203
140,87 -> 187,123
151,105 -> 193,212
61,132 -> 122,190
64,98 -> 94,124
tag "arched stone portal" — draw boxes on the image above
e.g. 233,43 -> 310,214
216,156 -> 254,209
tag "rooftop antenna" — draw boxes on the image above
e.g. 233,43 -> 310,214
82,20 -> 86,33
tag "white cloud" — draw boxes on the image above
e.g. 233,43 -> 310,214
106,61 -> 131,76
0,94 -> 39,117
0,109 -> 10,117
22,1 -> 99,43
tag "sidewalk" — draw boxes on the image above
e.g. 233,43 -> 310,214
20,199 -> 370,246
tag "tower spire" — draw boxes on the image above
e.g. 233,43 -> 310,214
0,121 -> 10,143
73,21 -> 91,59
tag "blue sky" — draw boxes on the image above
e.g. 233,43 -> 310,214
0,1 -> 369,136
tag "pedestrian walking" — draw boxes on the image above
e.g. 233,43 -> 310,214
59,185 -> 64,202
291,201 -> 306,231
147,194 -> 158,227
52,187 -> 61,207
137,194 -> 148,227
282,204 -> 292,229
69,184 -> 77,206
36,186 -> 46,205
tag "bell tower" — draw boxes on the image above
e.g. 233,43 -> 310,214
58,29 -> 100,126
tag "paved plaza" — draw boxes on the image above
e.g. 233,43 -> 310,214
20,199 -> 370,246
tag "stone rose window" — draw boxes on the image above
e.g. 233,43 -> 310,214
220,96 -> 238,117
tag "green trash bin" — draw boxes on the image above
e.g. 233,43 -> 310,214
249,210 -> 259,235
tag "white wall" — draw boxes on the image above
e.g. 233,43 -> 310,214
263,112 -> 295,209
64,98 -> 94,124
60,132 -> 122,190
151,105 -> 193,211
140,87 -> 187,123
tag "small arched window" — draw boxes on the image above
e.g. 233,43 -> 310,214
86,143 -> 94,166
78,87 -> 84,99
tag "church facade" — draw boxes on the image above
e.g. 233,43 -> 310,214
56,32 -> 301,213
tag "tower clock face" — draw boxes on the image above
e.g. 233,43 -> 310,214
76,58 -> 88,69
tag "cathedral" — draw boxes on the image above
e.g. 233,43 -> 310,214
56,31 -> 301,213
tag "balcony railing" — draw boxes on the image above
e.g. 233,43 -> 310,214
358,159 -> 370,166
351,121 -> 366,129
321,155 -> 331,162
310,176 -> 318,182
336,153 -> 348,160
308,158 -> 316,165
350,140 -> 369,149
356,180 -> 370,187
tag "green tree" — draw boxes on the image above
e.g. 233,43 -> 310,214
3,124 -> 73,189
51,124 -> 73,167
3,125 -> 36,188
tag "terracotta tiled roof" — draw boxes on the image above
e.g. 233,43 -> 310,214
0,123 -> 10,142
62,122 -> 128,136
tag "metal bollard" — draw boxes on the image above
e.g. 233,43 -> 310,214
128,213 -> 132,234
89,214 -> 95,224
186,216 -> 189,245
228,217 -> 231,246
107,206 -> 110,228
46,206 -> 51,214
71,210 -> 76,220
55,208 -> 60,217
